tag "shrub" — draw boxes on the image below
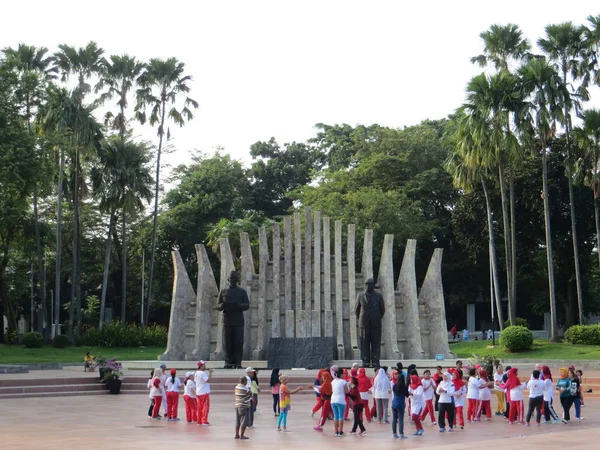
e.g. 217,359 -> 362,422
564,324 -> 600,345
53,334 -> 71,348
503,317 -> 529,329
499,326 -> 533,352
22,332 -> 44,348
78,321 -> 167,347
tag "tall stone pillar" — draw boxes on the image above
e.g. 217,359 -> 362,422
323,217 -> 333,337
294,212 -> 305,337
467,304 -> 476,334
312,211 -> 322,337
334,220 -> 345,359
210,238 -> 235,361
347,224 -> 360,360
377,234 -> 401,360
362,229 -> 374,280
284,216 -> 294,337
253,227 -> 268,360
396,239 -> 425,359
304,207 -> 313,336
240,232 -> 255,360
271,223 -> 282,338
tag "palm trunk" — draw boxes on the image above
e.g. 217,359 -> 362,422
498,160 -> 514,324
121,212 -> 127,324
541,140 -> 558,340
99,212 -> 115,329
509,164 -> 517,322
482,179 -> 504,330
145,99 -> 167,325
54,147 -> 65,337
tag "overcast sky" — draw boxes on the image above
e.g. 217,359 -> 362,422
2,1 -> 599,173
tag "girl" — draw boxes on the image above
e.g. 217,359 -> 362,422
493,364 -> 505,416
349,376 -> 366,435
541,366 -> 559,423
373,367 -> 392,424
576,369 -> 585,417
150,368 -> 163,420
270,368 -> 280,417
357,368 -> 372,422
331,367 -> 350,436
314,371 -> 333,431
147,369 -> 156,418
452,369 -> 466,429
391,367 -> 409,439
436,372 -> 455,432
556,367 -> 573,423
409,375 -> 425,436
466,368 -> 479,422
277,375 -> 303,432
476,370 -> 493,421
165,368 -> 182,421
569,368 -> 583,421
419,370 -> 437,425
503,368 -> 525,424
183,371 -> 197,423
311,369 -> 324,417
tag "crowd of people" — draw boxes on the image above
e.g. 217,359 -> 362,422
145,360 -> 589,439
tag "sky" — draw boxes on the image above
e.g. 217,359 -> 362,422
2,1 -> 599,174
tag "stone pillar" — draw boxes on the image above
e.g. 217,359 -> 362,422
467,304 -> 476,334
419,249 -> 454,358
294,212 -> 305,337
284,216 -> 294,337
397,239 -> 425,359
362,229 -> 373,280
271,223 -> 282,338
160,249 -> 195,361
253,227 -> 268,360
334,220 -> 345,359
377,234 -> 401,360
347,224 -> 360,360
189,244 -> 218,361
304,207 -> 313,337
210,238 -> 235,361
240,232 -> 255,360
323,217 -> 333,336
312,211 -> 322,337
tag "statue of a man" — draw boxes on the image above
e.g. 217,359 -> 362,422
216,271 -> 249,369
355,278 -> 385,367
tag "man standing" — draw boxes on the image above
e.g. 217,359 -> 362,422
355,278 -> 385,368
216,271 -> 250,369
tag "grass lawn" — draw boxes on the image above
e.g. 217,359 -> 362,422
0,345 -> 164,364
450,339 -> 600,360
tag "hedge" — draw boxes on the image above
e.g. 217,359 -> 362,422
77,321 -> 167,347
564,324 -> 600,345
499,325 -> 533,352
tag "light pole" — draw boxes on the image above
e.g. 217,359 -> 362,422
29,263 -> 34,332
489,252 -> 495,346
141,249 -> 145,325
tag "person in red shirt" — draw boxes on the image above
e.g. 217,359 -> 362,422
357,368 -> 372,422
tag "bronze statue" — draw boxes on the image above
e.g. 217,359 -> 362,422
216,271 -> 249,368
355,278 -> 385,367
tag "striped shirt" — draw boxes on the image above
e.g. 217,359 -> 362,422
235,383 -> 252,408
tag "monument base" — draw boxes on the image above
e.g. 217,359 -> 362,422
268,337 -> 334,370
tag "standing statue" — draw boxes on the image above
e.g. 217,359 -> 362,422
355,278 -> 385,367
215,271 -> 249,369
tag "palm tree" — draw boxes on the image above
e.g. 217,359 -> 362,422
581,15 -> 600,89
2,44 -> 57,337
538,22 -> 587,325
518,57 -> 568,340
135,58 -> 198,324
54,42 -> 104,335
92,137 -> 153,328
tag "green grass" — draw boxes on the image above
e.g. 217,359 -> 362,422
0,345 -> 164,364
450,339 -> 600,360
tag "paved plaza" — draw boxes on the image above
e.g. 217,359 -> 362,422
1,386 -> 599,449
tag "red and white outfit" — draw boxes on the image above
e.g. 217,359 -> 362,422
195,363 -> 211,425
453,380 -> 467,428
476,371 -> 492,420
466,376 -> 480,422
165,372 -> 182,419
183,372 -> 197,423
150,377 -> 162,418
408,376 -> 424,432
419,377 -> 436,424
357,368 -> 372,422
503,368 -> 525,424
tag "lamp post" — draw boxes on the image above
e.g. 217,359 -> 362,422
29,263 -> 34,332
489,252 -> 495,346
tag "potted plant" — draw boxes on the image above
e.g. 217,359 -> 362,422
100,359 -> 124,394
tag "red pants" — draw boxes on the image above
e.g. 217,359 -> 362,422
361,398 -> 371,421
152,395 -> 162,418
509,400 -> 523,423
412,413 -> 423,431
312,396 -> 323,414
318,400 -> 332,427
166,391 -> 179,419
184,395 -> 197,423
454,405 -> 464,427
196,394 -> 210,424
420,399 -> 435,422
467,398 -> 478,421
477,400 -> 492,420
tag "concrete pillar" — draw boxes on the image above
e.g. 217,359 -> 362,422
304,207 -> 313,336
160,249 -> 195,361
240,232 -> 255,360
377,234 -> 401,360
210,238 -> 235,361
253,227 -> 268,360
323,217 -> 333,336
397,239 -> 425,359
347,224 -> 360,360
467,304 -> 476,334
313,211 -> 322,337
362,229 -> 373,280
272,223 -> 282,338
334,220 -> 345,359
284,216 -> 294,337
294,212 -> 304,336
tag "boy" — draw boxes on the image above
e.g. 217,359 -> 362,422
525,369 -> 544,426
420,370 -> 436,424
235,376 -> 252,440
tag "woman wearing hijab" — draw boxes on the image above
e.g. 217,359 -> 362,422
541,366 -> 559,423
452,369 -> 467,429
436,372 -> 455,432
373,367 -> 392,424
311,369 -> 324,417
314,371 -> 333,431
409,375 -> 425,435
556,367 -> 573,423
502,368 -> 525,424
357,367 -> 373,422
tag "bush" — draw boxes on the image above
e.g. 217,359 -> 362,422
499,326 -> 533,352
53,334 -> 71,348
564,324 -> 600,345
22,332 -> 44,348
503,317 -> 529,328
78,321 -> 167,347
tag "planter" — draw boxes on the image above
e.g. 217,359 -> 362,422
107,378 -> 122,394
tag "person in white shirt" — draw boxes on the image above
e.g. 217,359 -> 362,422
419,370 -> 437,425
331,368 -> 350,437
195,360 -> 213,425
183,371 -> 197,423
476,370 -> 493,421
372,367 -> 392,424
147,369 -> 158,418
149,368 -> 163,420
165,368 -> 182,421
409,375 -> 425,435
525,369 -> 544,426
452,370 -> 467,429
466,368 -> 479,422
436,372 -> 455,432
541,366 -> 559,423
493,364 -> 505,416
159,364 -> 168,415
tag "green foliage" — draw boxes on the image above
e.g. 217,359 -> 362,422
504,317 -> 529,328
52,334 -> 71,348
21,332 -> 44,348
564,324 -> 600,345
468,354 -> 500,379
499,326 -> 534,352
78,322 -> 167,347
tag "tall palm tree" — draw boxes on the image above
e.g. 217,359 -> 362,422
92,137 -> 153,328
518,57 -> 568,340
538,22 -> 587,325
54,42 -> 104,335
135,57 -> 198,324
581,15 -> 600,89
2,44 -> 57,337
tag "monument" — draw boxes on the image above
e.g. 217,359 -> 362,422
160,208 -> 454,364
356,278 -> 385,367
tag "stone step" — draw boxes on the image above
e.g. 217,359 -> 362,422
0,376 -> 102,388
0,391 -> 108,400
0,383 -> 106,395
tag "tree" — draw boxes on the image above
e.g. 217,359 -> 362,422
538,22 -> 587,324
135,57 -> 198,324
518,56 -> 569,340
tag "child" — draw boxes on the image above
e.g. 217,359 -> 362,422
349,376 -> 366,435
576,369 -> 585,411
314,371 -> 332,431
476,370 -> 493,421
391,367 -> 409,439
503,368 -> 525,424
357,368 -> 372,422
84,352 -> 95,372
235,376 -> 252,440
452,369 -> 466,429
159,364 -> 168,416
419,370 -> 436,424
570,368 -> 584,420
270,368 -> 281,417
436,372 -> 455,432
493,364 -> 505,416
466,368 -> 479,422
541,366 -> 559,423
525,369 -> 544,427
277,375 -> 303,431
502,365 -> 512,420
183,371 -> 197,423
557,368 -> 573,423
311,369 -> 324,417
195,360 -> 213,426
408,375 -> 425,436
147,369 -> 157,418
165,368 -> 182,421
150,368 -> 163,420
